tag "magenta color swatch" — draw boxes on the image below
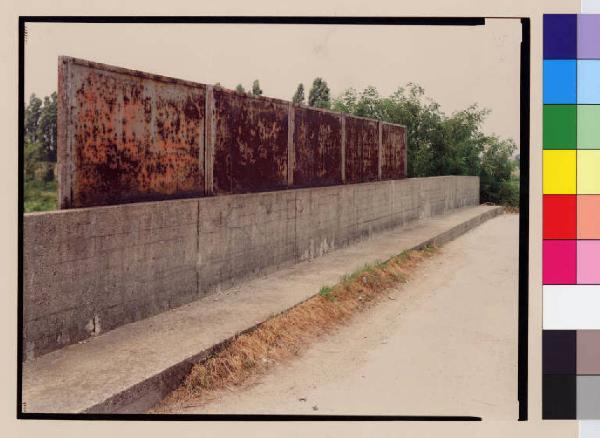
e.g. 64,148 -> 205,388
543,240 -> 577,284
578,15 -> 600,60
577,241 -> 600,284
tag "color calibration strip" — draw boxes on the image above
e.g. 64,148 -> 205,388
543,14 -> 600,420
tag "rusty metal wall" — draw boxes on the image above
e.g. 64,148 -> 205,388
58,57 -> 205,208
57,57 -> 407,209
212,89 -> 289,195
381,123 -> 407,179
344,116 -> 380,184
293,107 -> 342,188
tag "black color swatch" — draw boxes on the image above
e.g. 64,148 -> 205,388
543,330 -> 577,374
543,374 -> 577,419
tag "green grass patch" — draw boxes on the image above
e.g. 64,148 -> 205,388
24,179 -> 57,212
319,285 -> 334,301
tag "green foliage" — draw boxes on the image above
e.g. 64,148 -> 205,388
24,93 -> 42,144
39,92 -> 57,162
479,138 -> 519,206
332,83 -> 519,207
292,83 -> 305,104
24,93 -> 59,212
251,80 -> 263,96
308,77 -> 331,109
319,285 -> 334,301
24,140 -> 43,182
25,93 -> 57,162
24,179 -> 57,212
235,84 -> 246,93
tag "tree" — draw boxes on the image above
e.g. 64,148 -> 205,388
24,93 -> 42,144
479,137 -> 518,206
235,84 -> 246,93
38,92 -> 57,162
292,83 -> 305,104
332,88 -> 358,114
308,77 -> 331,109
354,86 -> 385,120
251,80 -> 263,96
24,140 -> 43,181
331,83 -> 519,206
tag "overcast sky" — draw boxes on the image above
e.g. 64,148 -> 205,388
24,20 -> 521,145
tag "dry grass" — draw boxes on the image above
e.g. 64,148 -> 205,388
151,245 -> 439,413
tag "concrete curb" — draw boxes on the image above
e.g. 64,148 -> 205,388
84,206 -> 505,414
412,205 -> 505,250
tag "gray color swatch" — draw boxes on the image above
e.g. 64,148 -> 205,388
577,376 -> 600,419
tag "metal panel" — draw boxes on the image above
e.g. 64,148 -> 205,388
293,106 -> 342,187
381,123 -> 407,179
57,57 -> 408,207
212,88 -> 289,194
58,57 -> 205,208
344,116 -> 379,184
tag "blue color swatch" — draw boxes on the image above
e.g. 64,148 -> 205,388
544,60 -> 577,104
578,60 -> 600,104
544,14 -> 578,59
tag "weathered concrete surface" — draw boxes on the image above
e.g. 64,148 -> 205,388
23,199 -> 199,360
169,215 -> 518,418
22,204 -> 503,414
24,176 -> 479,359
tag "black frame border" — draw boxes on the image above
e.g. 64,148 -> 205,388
17,15 -> 530,422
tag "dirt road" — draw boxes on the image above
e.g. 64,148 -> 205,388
174,214 -> 519,419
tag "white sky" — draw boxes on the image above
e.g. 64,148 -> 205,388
24,20 -> 521,145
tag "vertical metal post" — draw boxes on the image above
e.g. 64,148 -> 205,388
57,56 -> 73,209
205,85 -> 215,195
287,103 -> 295,187
403,128 -> 408,178
378,121 -> 383,180
341,114 -> 346,183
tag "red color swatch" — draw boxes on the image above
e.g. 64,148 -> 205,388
544,195 -> 577,239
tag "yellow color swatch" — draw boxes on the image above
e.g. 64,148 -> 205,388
578,150 -> 600,194
543,150 -> 576,194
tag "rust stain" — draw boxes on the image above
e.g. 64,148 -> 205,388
293,107 -> 342,187
212,89 -> 288,194
68,62 -> 205,208
344,117 -> 379,184
381,124 -> 407,180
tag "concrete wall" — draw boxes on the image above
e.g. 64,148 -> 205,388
24,176 -> 479,360
58,57 -> 407,209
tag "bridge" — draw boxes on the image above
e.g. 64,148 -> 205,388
22,57 -> 509,415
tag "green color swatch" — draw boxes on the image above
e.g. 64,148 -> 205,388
578,105 -> 600,149
544,104 -> 577,149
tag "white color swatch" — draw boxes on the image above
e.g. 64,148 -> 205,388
543,285 -> 600,329
582,0 -> 600,13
